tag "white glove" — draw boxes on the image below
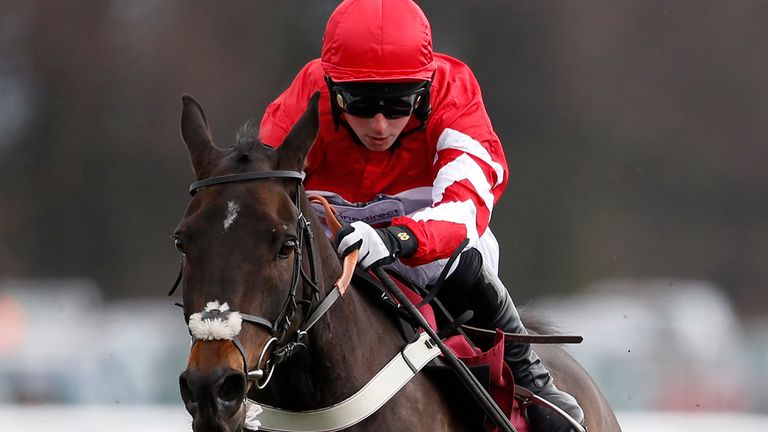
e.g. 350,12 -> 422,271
336,221 -> 420,271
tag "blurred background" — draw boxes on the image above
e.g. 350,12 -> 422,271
1,0 -> 767,430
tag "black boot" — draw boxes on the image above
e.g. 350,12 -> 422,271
473,265 -> 584,432
439,249 -> 585,431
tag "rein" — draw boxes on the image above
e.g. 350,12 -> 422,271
171,170 -> 356,389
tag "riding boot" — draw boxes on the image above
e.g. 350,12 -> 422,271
472,266 -> 585,432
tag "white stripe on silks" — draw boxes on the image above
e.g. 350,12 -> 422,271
432,153 -> 495,218
435,128 -> 505,187
411,200 -> 480,243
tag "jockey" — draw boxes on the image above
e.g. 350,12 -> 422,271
259,0 -> 584,429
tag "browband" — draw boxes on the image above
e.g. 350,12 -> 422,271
189,171 -> 306,195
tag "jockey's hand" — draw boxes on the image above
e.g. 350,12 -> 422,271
335,221 -> 418,269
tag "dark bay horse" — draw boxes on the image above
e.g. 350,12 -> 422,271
173,92 -> 621,432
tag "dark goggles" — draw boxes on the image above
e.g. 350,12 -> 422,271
332,84 -> 427,119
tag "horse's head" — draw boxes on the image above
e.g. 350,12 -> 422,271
175,93 -> 321,432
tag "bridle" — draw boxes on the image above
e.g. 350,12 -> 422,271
170,170 -> 337,389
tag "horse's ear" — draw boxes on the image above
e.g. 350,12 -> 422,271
277,92 -> 320,171
181,94 -> 218,179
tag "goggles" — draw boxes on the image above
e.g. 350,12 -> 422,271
331,82 -> 427,119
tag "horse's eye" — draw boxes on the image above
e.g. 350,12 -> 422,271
173,234 -> 185,254
277,239 -> 297,259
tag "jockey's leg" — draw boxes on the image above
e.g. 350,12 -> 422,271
441,248 -> 585,432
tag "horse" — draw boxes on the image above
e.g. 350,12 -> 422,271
173,92 -> 622,432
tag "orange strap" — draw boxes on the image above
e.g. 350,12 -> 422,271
308,195 -> 357,295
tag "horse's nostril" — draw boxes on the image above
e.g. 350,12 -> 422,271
218,371 -> 246,404
179,373 -> 198,406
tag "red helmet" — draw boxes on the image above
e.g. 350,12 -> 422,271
321,0 -> 436,83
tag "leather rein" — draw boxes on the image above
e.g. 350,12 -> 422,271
169,170 -> 357,388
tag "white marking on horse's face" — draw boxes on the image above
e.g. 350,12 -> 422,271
223,201 -> 240,231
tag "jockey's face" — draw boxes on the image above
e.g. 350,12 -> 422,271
343,112 -> 411,152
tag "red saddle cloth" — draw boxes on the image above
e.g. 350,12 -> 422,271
397,279 -> 530,432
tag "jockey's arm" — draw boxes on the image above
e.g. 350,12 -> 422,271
390,129 -> 507,267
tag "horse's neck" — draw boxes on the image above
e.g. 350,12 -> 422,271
266,281 -> 406,409
262,200 -> 409,408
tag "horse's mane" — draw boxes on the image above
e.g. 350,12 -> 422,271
235,119 -> 260,146
233,119 -> 274,160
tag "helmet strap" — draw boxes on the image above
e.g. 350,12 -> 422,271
325,76 -> 343,131
411,74 -> 433,127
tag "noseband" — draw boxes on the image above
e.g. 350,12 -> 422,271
171,170 -> 324,388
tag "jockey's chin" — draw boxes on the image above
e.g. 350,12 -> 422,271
344,113 -> 410,152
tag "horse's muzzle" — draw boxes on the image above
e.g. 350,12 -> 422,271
180,365 -> 247,432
